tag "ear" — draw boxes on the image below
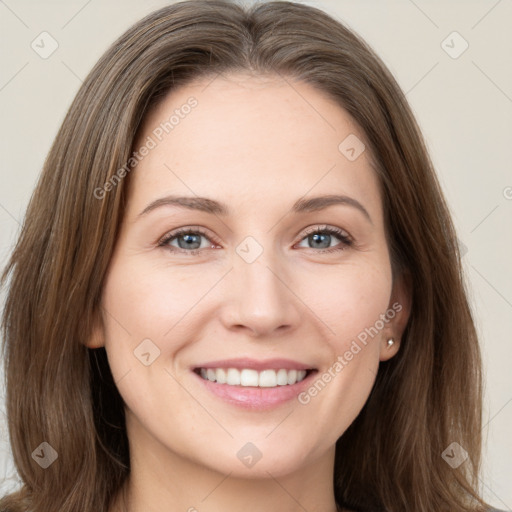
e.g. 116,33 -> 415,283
82,307 -> 105,349
380,270 -> 412,361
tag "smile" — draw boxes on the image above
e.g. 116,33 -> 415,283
195,367 -> 311,387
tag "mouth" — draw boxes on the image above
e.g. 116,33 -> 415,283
193,367 -> 314,387
191,359 -> 318,410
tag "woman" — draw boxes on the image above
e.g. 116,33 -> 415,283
0,1 -> 506,511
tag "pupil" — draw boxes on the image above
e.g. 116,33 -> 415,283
179,233 -> 201,250
311,233 -> 330,249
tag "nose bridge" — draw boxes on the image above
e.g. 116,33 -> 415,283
223,235 -> 301,335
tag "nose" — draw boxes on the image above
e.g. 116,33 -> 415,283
218,250 -> 302,338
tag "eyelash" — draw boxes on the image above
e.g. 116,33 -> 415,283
157,225 -> 353,256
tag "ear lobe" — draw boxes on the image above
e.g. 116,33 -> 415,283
390,270 -> 412,339
380,338 -> 401,361
380,270 -> 412,361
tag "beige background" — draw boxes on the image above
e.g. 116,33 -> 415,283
0,0 -> 511,507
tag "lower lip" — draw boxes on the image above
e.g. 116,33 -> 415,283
193,370 -> 317,410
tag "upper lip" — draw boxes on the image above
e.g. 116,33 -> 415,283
193,358 -> 315,371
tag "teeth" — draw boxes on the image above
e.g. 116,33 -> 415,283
276,369 -> 288,385
227,368 -> 241,385
198,368 -> 308,387
240,369 -> 258,386
216,368 -> 227,384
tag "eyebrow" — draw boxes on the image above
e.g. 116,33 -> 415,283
138,194 -> 372,224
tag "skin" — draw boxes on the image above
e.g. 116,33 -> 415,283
86,72 -> 411,512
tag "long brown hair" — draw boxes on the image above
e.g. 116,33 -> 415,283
1,1 -> 491,511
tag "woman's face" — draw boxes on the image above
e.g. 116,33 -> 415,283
91,72 -> 410,478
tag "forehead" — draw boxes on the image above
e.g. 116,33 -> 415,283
126,72 -> 382,221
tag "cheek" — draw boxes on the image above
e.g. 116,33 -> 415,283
101,249 -> 392,360
102,257 -> 202,338
99,259 -> 200,423
295,269 -> 391,435
306,261 -> 392,350
99,256 -> 219,378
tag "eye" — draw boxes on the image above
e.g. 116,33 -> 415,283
158,225 -> 353,256
157,227 -> 219,256
295,225 -> 353,253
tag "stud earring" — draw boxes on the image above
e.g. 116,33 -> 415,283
386,338 -> 394,348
